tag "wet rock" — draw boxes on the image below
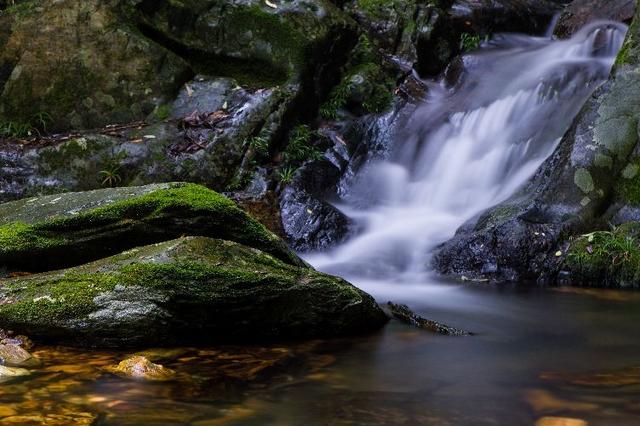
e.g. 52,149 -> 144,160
0,336 -> 33,351
232,190 -> 286,238
555,0 -> 635,38
0,237 -> 388,347
106,356 -> 176,381
345,0 -> 440,66
1,413 -> 96,425
385,302 -> 471,336
133,348 -> 191,362
134,0 -> 355,86
415,0 -> 563,76
0,182 -> 303,272
0,344 -> 39,368
524,389 -> 599,413
279,159 -> 353,251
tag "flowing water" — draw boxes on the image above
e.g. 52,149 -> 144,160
3,23 -> 640,426
305,21 -> 627,285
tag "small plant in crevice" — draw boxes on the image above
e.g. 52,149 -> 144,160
98,165 -> 122,188
247,135 -> 270,159
0,120 -> 35,138
277,166 -> 296,185
459,32 -> 483,53
98,151 -> 127,188
320,34 -> 396,119
282,125 -> 322,165
0,112 -> 51,139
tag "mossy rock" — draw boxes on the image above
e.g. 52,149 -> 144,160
564,222 -> 640,288
0,182 -> 304,271
134,0 -> 353,86
0,236 -> 388,347
0,0 -> 192,131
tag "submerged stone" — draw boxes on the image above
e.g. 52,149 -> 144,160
0,344 -> 39,368
0,365 -> 30,381
0,237 -> 388,347
106,356 -> 176,381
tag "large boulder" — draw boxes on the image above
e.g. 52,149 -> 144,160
434,5 -> 640,284
0,236 -> 388,347
0,182 -> 304,272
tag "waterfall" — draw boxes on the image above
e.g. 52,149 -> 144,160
305,21 -> 627,291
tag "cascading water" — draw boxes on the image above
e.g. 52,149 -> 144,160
305,21 -> 627,295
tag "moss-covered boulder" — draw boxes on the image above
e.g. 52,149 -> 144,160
0,182 -> 304,272
0,237 -> 388,347
0,0 -> 192,131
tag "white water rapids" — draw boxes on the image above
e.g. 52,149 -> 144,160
305,21 -> 627,296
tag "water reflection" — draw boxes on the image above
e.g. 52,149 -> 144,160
1,283 -> 639,425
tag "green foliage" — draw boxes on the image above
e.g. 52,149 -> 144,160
320,34 -> 395,119
277,166 -> 296,184
247,136 -> 269,158
0,111 -> 51,138
282,125 -> 322,165
0,120 -> 35,138
98,151 -> 127,187
459,33 -> 483,52
98,166 -> 122,188
566,223 -> 640,287
153,104 -> 172,121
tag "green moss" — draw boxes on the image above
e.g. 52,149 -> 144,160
0,221 -> 64,251
320,34 -> 395,119
152,104 -> 172,121
0,237 -> 371,339
566,223 -> 640,287
2,0 -> 41,18
0,273 -> 115,321
616,161 -> 640,205
0,183 -> 299,270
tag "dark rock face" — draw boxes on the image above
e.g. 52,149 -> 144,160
0,237 -> 389,347
279,158 -> 353,252
434,5 -> 640,285
555,0 -> 636,38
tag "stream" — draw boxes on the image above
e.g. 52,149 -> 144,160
2,21 -> 639,426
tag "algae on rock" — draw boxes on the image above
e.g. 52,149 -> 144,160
0,237 -> 388,347
0,182 -> 304,271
